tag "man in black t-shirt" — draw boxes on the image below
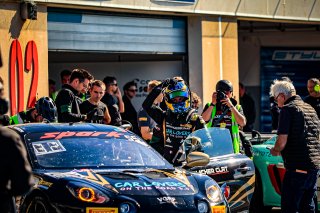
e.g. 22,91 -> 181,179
101,76 -> 124,126
304,78 -> 320,118
80,80 -> 110,124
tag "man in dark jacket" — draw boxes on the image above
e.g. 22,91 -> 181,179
270,79 -> 320,213
121,81 -> 140,135
55,69 -> 93,123
0,127 -> 33,212
239,83 -> 256,132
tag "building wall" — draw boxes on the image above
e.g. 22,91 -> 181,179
238,30 -> 320,129
0,2 -> 48,115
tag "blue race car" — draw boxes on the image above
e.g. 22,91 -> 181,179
9,123 -> 228,213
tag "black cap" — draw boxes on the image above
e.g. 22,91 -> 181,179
216,80 -> 233,92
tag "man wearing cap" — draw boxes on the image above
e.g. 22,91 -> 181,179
202,80 -> 246,153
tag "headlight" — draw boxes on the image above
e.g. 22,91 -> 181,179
197,201 -> 209,213
205,180 -> 223,203
120,202 -> 136,213
67,182 -> 110,203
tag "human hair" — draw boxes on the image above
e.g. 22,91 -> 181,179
270,79 -> 296,98
69,69 -> 93,83
148,80 -> 161,92
308,78 -> 320,85
239,82 -> 244,89
49,79 -> 56,85
103,76 -> 117,86
123,81 -> 137,91
90,80 -> 106,91
60,69 -> 71,79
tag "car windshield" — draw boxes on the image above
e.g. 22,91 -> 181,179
186,127 -> 234,157
25,131 -> 173,170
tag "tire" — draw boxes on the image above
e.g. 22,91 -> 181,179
249,170 -> 273,213
24,196 -> 54,213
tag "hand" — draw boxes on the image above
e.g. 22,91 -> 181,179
270,147 -> 281,156
162,78 -> 177,88
114,88 -> 122,98
211,92 -> 217,105
220,97 -> 233,108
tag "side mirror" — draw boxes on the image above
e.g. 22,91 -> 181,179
185,151 -> 210,168
120,123 -> 132,130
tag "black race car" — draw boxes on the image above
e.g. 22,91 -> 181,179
9,123 -> 228,213
188,128 -> 255,212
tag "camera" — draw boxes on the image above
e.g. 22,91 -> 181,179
216,90 -> 227,102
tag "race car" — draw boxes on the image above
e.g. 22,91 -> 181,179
188,128 -> 256,213
250,133 -> 320,212
8,123 -> 228,213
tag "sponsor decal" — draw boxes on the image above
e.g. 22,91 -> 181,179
40,131 -> 123,140
86,207 -> 118,213
114,181 -> 190,191
272,50 -> 320,61
157,197 -> 177,205
38,179 -> 53,187
253,150 -> 271,157
197,166 -> 229,175
211,205 -> 226,213
32,140 -> 66,156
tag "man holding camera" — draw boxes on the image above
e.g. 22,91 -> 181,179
202,80 -> 246,153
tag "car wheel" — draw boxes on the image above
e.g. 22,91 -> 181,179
25,196 -> 54,213
249,170 -> 272,213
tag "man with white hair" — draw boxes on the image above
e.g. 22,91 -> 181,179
269,79 -> 320,213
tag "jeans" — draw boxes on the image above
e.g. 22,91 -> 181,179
281,169 -> 319,213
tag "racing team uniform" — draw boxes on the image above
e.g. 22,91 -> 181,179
10,109 -> 36,125
55,84 -> 86,123
143,85 -> 206,166
203,99 -> 244,153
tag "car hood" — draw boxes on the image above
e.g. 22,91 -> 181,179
44,168 -> 199,196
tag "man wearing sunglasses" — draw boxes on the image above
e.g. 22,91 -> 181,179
143,77 -> 206,166
55,69 -> 93,122
121,81 -> 140,135
101,76 -> 124,126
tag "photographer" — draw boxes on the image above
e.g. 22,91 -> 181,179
202,80 -> 246,153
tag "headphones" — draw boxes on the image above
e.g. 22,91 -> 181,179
315,83 -> 320,93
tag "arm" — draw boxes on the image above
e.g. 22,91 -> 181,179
270,107 -> 290,156
140,126 -> 152,141
104,106 -> 111,124
8,130 -> 33,195
222,98 -> 246,127
114,89 -> 124,113
230,105 -> 246,127
270,134 -> 288,156
202,92 -> 217,122
56,90 -> 86,122
142,86 -> 165,125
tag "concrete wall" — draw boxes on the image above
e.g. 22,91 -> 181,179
188,16 -> 239,110
0,2 -> 48,115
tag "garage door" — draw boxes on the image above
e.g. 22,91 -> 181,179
48,10 -> 186,53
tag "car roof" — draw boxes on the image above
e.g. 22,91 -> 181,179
8,123 -> 127,135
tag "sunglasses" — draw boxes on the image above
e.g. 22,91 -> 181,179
128,89 -> 138,92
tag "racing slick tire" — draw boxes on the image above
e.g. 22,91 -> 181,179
249,170 -> 272,213
23,196 -> 55,213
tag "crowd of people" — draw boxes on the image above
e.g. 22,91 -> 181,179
0,65 -> 319,212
